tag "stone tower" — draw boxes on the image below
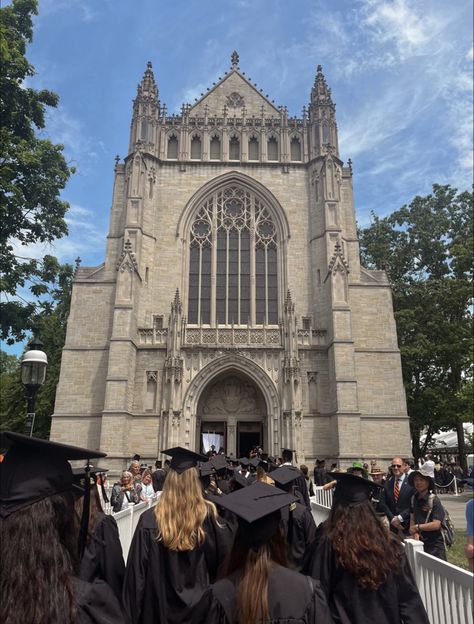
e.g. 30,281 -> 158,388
52,53 -> 411,472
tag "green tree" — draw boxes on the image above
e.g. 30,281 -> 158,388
360,185 -> 473,468
0,0 -> 74,343
0,261 -> 73,438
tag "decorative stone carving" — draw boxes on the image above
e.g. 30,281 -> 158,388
202,376 -> 258,415
226,92 -> 245,108
147,371 -> 157,382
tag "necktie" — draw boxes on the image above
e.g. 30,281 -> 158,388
394,478 -> 400,502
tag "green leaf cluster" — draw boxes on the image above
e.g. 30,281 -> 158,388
360,185 -> 473,465
0,262 -> 73,438
0,0 -> 74,343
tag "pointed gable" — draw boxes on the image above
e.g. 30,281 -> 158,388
190,55 -> 280,118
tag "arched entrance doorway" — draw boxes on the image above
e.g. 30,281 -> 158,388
181,354 -> 280,459
197,372 -> 267,458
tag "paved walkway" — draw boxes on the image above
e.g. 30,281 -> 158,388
439,490 -> 473,531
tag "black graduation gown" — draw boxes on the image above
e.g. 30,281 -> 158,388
280,501 -> 317,572
122,507 -> 231,624
192,564 -> 334,624
308,535 -> 430,624
152,469 -> 167,492
79,513 -> 125,602
74,577 -> 125,624
285,466 -> 311,509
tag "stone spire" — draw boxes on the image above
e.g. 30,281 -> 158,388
129,61 -> 160,154
136,61 -> 159,101
308,65 -> 339,158
310,65 -> 335,110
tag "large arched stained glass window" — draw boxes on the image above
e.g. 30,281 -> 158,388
188,185 -> 278,326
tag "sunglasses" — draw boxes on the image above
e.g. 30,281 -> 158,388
391,464 -> 402,468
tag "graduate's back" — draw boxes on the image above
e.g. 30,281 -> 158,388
122,448 -> 231,624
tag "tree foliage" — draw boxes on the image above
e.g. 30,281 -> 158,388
0,261 -> 73,438
0,0 -> 74,343
359,185 -> 473,466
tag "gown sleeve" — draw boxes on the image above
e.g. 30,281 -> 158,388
191,587 -> 230,624
96,515 -> 125,601
396,551 -> 430,624
122,514 -> 152,624
75,578 -> 126,624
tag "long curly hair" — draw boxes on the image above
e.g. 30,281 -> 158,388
0,492 -> 78,624
220,524 -> 288,624
155,467 -> 219,551
326,500 -> 402,590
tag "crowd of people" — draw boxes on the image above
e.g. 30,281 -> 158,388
1,432 -> 440,624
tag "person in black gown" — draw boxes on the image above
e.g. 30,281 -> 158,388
307,472 -> 430,624
122,446 -> 232,624
193,481 -> 334,624
0,431 -> 124,624
271,465 -> 317,572
73,467 -> 125,602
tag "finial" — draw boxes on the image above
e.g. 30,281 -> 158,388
317,64 -> 322,73
124,239 -> 133,251
347,158 -> 352,173
74,256 -> 82,272
231,50 -> 239,68
174,288 -> 180,304
147,61 -> 152,69
114,154 -> 120,166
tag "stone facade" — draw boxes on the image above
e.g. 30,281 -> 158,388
52,52 -> 411,472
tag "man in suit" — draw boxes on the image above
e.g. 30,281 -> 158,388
380,456 -> 414,536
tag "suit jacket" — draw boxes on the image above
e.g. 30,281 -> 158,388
380,475 -> 414,526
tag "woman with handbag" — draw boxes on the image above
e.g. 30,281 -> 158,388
111,470 -> 140,512
408,464 -> 447,560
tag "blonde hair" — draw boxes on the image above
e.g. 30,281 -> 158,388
155,467 -> 219,551
256,466 -> 275,486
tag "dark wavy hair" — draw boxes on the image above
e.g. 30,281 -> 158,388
326,500 -> 402,590
0,492 -> 78,624
74,484 -> 105,545
220,524 -> 288,624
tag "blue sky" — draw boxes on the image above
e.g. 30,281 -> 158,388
4,0 -> 473,353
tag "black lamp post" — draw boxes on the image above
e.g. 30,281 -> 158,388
20,337 -> 48,436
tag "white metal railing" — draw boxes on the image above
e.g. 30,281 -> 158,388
310,488 -> 474,624
113,494 -> 160,561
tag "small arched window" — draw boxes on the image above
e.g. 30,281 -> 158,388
191,135 -> 202,159
140,119 -> 148,142
167,135 -> 178,159
229,136 -> 240,160
210,135 -> 221,160
267,137 -> 278,161
290,137 -> 301,161
248,137 -> 259,160
322,122 -> 330,144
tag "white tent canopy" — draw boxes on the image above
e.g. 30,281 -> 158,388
421,423 -> 473,449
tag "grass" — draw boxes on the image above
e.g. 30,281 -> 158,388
446,530 -> 470,570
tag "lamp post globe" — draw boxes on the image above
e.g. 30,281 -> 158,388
20,337 -> 48,436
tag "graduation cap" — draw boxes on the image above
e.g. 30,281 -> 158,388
210,454 -> 228,472
198,461 -> 215,478
214,481 -> 295,548
239,457 -> 250,466
332,472 -> 381,507
72,466 -> 109,501
270,465 -> 300,487
249,457 -> 260,469
230,471 -> 250,490
162,446 -> 207,474
0,431 -> 106,559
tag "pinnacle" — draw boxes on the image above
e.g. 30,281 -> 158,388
137,60 -> 159,100
173,288 -> 181,305
231,50 -> 239,69
311,63 -> 334,108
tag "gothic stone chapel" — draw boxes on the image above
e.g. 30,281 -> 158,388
52,52 -> 412,472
